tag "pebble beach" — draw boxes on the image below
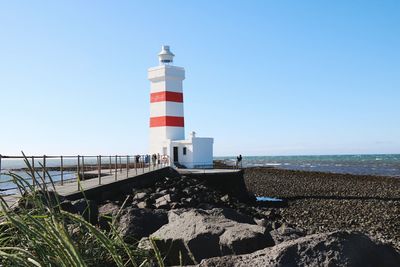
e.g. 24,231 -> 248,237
244,167 -> 400,249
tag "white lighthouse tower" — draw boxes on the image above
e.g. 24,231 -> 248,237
148,45 -> 213,168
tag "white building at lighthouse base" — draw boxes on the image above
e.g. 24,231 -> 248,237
169,132 -> 213,168
152,131 -> 213,169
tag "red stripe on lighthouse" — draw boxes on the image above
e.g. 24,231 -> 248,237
150,116 -> 184,127
150,91 -> 183,103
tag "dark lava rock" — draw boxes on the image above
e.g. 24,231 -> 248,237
117,207 -> 168,243
155,194 -> 173,208
133,192 -> 147,201
220,194 -> 230,203
141,208 -> 274,265
207,207 -> 256,225
98,201 -> 121,230
269,223 -> 306,244
59,200 -> 76,213
244,167 -> 400,249
136,201 -> 148,209
199,231 -> 400,267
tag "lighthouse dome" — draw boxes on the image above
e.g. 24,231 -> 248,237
158,45 -> 175,64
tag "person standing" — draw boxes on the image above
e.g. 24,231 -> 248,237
236,154 -> 243,169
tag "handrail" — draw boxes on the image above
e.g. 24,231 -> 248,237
0,154 -> 171,194
1,155 -> 146,159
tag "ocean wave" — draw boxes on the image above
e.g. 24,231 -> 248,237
264,163 -> 282,166
247,163 -> 265,167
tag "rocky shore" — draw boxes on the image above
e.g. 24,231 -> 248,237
244,167 -> 400,250
19,166 -> 400,266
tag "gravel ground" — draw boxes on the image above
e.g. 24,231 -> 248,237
244,167 -> 400,249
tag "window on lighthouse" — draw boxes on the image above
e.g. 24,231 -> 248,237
183,147 -> 187,155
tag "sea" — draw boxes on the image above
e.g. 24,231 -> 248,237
0,157 -> 92,194
216,154 -> 400,177
1,154 -> 399,195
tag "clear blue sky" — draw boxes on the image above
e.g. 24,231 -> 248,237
0,1 -> 399,156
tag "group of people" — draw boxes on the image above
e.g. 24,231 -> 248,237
133,154 -> 169,168
151,153 -> 161,167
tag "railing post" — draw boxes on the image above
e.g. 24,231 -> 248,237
135,156 -> 137,175
115,155 -> 118,180
98,155 -> 102,185
126,155 -> 129,178
109,156 -> 112,174
60,156 -> 64,185
42,155 -> 46,183
0,155 -> 2,184
82,156 -> 85,180
142,155 -> 145,173
119,156 -> 122,173
77,155 -> 81,191
149,155 -> 151,172
32,156 -> 35,188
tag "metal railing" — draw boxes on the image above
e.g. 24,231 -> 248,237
0,154 -> 170,194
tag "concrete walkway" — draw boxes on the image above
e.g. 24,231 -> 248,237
2,164 -> 167,209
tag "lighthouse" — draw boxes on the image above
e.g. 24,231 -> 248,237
148,45 -> 213,168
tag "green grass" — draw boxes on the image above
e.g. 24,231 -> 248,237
0,154 -> 158,267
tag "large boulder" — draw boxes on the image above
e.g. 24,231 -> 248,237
142,208 -> 274,265
117,207 -> 168,243
98,201 -> 121,230
199,231 -> 400,267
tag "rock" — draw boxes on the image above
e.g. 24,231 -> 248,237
144,208 -> 274,265
155,187 -> 163,193
117,208 -> 168,243
219,224 -> 272,255
155,194 -> 172,208
196,203 -> 216,210
59,200 -> 76,213
254,218 -> 272,230
182,197 -> 194,204
155,200 -> 169,209
207,208 -> 256,225
199,231 -> 400,267
98,202 -> 120,215
220,194 -> 230,203
182,188 -> 191,195
269,223 -> 306,244
158,189 -> 168,195
136,201 -> 148,209
272,221 -> 282,230
169,187 -> 177,193
133,192 -> 147,201
149,192 -> 164,201
72,199 -> 98,224
169,202 -> 180,209
98,202 -> 121,230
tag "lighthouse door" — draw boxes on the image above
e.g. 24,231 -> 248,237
173,147 -> 179,163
